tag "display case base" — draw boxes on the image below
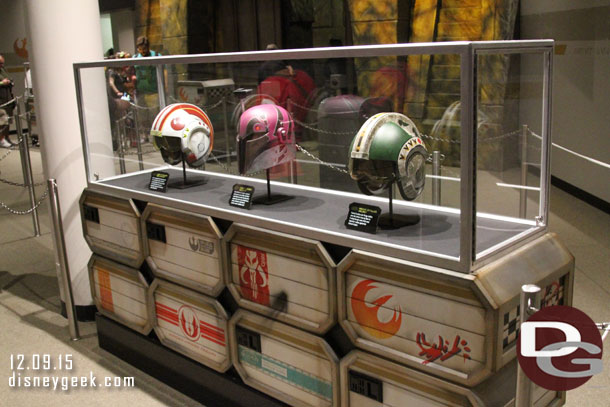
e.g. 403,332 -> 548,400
96,314 -> 287,407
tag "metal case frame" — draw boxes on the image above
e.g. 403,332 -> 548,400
74,40 -> 554,274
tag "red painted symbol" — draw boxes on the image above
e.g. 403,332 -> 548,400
155,302 -> 226,346
179,87 -> 188,102
238,246 -> 270,305
351,279 -> 402,339
178,305 -> 200,341
171,116 -> 185,130
416,333 -> 471,365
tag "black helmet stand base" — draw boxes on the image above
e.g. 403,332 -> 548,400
167,154 -> 207,189
252,169 -> 293,205
378,181 -> 420,229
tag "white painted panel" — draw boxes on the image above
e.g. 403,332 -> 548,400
384,380 -> 446,407
155,291 -> 219,321
163,226 -> 218,257
156,318 -> 227,358
97,207 -> 139,234
232,265 -> 329,313
345,274 -> 486,335
152,257 -> 220,287
534,389 -> 558,407
346,298 -> 486,362
112,302 -> 148,327
231,244 -> 329,290
234,284 -> 328,324
347,320 -> 483,374
93,269 -> 147,300
261,335 -> 333,382
349,391 -> 384,407
94,282 -> 147,320
150,239 -> 220,274
86,220 -> 139,251
242,364 -> 330,407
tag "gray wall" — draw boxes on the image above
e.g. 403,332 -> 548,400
521,0 -> 610,203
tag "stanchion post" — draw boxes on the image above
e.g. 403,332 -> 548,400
117,117 -> 126,174
222,96 -> 231,166
15,100 -> 41,236
515,284 -> 541,407
519,125 -> 528,218
432,150 -> 441,206
134,111 -> 144,171
47,179 -> 80,341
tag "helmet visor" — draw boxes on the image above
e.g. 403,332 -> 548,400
153,134 -> 183,165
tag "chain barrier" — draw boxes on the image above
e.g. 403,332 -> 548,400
0,170 -> 46,187
293,117 -> 526,144
167,96 -> 228,111
126,101 -> 158,111
0,186 -> 49,215
287,99 -> 319,114
292,118 -> 355,136
122,147 -> 157,156
528,129 -> 610,170
0,96 -> 18,108
0,144 -> 15,161
295,144 -> 350,175
0,135 -> 24,162
421,128 -> 523,144
208,153 -> 265,177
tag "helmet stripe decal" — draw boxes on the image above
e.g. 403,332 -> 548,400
152,104 -> 176,130
157,103 -> 198,131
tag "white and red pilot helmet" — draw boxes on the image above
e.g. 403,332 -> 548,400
150,103 -> 214,167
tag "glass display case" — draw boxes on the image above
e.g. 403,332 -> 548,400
75,40 -> 554,274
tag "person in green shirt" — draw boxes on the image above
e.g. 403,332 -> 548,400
0,54 -> 15,148
134,36 -> 162,143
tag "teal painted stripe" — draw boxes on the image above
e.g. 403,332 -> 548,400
239,345 -> 332,400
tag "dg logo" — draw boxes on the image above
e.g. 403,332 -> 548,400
517,305 -> 604,391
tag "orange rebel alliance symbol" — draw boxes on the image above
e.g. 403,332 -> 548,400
351,279 -> 402,339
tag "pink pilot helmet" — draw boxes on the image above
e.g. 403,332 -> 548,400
236,104 -> 295,175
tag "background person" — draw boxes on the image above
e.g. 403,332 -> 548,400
0,54 -> 15,148
134,36 -> 162,143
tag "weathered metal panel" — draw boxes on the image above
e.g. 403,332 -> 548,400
225,224 -> 337,334
88,254 -> 151,335
149,279 -> 231,373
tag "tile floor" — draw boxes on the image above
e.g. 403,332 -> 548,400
0,146 -> 608,406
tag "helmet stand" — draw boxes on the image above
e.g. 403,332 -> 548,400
252,168 -> 294,205
378,167 -> 420,229
167,152 -> 208,189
